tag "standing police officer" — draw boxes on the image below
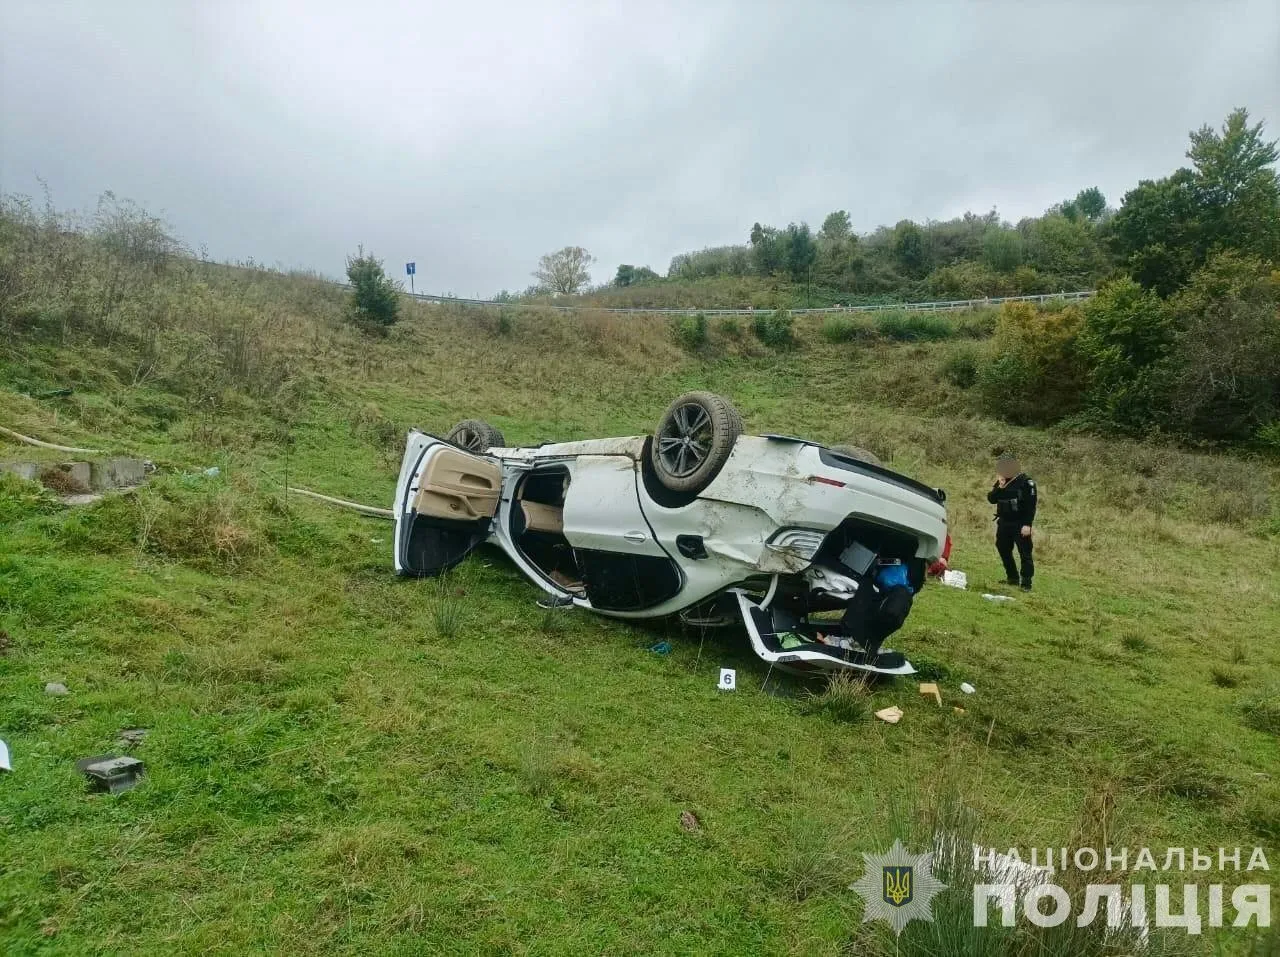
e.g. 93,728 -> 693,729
987,452 -> 1037,590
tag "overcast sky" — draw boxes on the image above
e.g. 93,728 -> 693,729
2,2 -> 1277,295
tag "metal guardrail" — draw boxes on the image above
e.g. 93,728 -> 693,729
389,288 -> 1096,316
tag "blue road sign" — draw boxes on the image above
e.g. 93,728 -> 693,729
406,262 -> 416,275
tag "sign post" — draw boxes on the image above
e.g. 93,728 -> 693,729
406,261 -> 416,295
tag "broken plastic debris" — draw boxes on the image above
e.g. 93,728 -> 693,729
941,570 -> 968,589
960,682 -> 976,695
44,682 -> 68,696
648,640 -> 672,655
981,593 -> 1015,603
75,754 -> 145,794
875,706 -> 904,724
203,467 -> 220,477
0,739 -> 10,771
919,682 -> 942,706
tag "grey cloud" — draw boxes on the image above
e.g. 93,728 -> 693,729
3,0 -> 1277,295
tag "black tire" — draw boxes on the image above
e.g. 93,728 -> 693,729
650,391 -> 742,493
445,419 -> 505,452
831,443 -> 883,467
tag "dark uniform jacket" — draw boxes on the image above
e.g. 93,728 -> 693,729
987,474 -> 1037,526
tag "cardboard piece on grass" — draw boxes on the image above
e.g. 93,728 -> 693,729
75,754 -> 145,794
0,738 -> 10,771
874,706 -> 903,725
718,668 -> 736,691
919,682 -> 942,706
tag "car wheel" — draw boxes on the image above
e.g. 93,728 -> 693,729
445,419 -> 506,452
651,391 -> 742,493
830,443 -> 883,467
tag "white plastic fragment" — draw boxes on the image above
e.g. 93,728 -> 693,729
941,570 -> 968,589
875,706 -> 904,724
981,593 -> 1015,603
0,739 -> 10,771
45,682 -> 68,696
960,682 -> 976,695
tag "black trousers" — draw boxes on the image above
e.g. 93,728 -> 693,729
995,522 -> 1034,585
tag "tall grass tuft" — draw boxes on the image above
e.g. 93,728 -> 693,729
430,572 -> 467,641
803,671 -> 871,722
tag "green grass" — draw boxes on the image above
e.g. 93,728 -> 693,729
1,240 -> 1278,952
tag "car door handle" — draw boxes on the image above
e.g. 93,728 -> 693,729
623,531 -> 648,544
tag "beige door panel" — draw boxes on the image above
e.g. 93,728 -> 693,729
414,447 -> 502,520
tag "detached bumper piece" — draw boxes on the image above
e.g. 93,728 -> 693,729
76,754 -> 146,794
734,592 -> 916,676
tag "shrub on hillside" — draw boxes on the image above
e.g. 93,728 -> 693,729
671,312 -> 708,351
345,247 -> 401,329
1165,253 -> 1280,441
951,307 -> 998,339
1077,278 -> 1177,433
941,345 -> 982,388
717,316 -> 742,338
753,308 -> 794,349
874,310 -> 953,342
820,314 -> 876,343
977,301 -> 1086,424
925,261 -> 1013,300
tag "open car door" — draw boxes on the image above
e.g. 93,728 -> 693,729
394,434 -> 503,577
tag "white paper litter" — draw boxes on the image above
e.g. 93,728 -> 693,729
941,570 -> 968,589
981,593 -> 1015,603
0,739 -> 10,771
960,682 -> 976,694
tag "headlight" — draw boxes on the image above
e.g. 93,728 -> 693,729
766,528 -> 826,560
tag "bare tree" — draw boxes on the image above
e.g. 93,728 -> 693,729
533,246 -> 595,294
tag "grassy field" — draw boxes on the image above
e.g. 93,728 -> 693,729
2,263 -> 1279,954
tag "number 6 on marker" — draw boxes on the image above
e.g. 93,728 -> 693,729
719,668 -> 736,691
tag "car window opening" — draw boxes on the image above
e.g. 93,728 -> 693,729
511,465 -> 584,594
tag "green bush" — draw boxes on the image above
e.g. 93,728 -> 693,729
671,312 -> 708,351
875,310 -> 953,341
951,307 -> 998,339
753,308 -> 794,349
1077,278 -> 1177,433
977,302 -> 1086,425
819,314 -> 875,343
717,316 -> 742,338
941,345 -> 981,388
1165,253 -> 1280,440
345,247 -> 401,328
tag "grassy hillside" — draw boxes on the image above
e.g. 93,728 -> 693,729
2,241 -> 1279,953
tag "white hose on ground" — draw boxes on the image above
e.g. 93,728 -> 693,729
0,425 -> 105,455
288,486 -> 394,519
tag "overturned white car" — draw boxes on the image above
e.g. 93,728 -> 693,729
393,392 -> 950,675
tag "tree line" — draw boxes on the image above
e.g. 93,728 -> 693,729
524,108 -> 1276,316
970,108 -> 1280,445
